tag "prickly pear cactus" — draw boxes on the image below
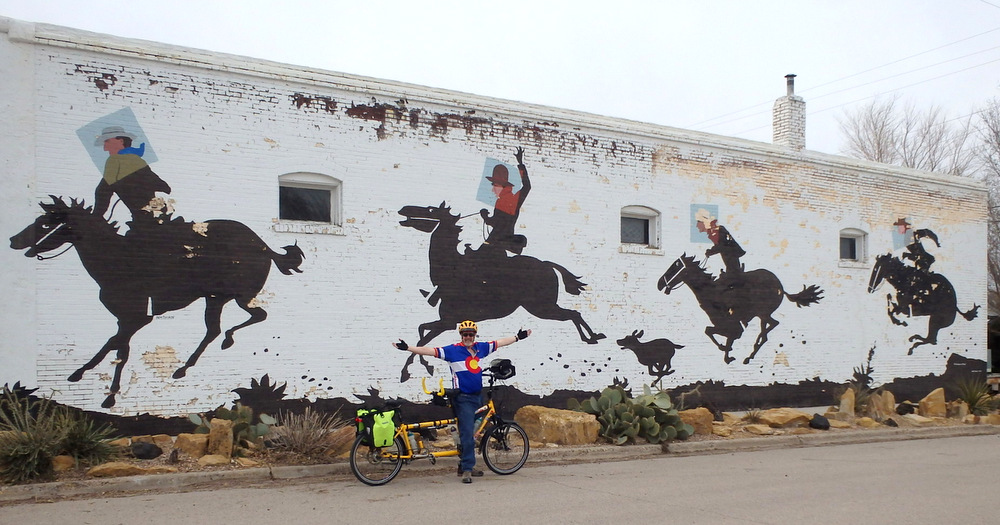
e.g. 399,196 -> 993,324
569,384 -> 693,445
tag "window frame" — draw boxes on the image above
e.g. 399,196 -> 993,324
619,205 -> 663,255
274,172 -> 344,235
839,227 -> 868,267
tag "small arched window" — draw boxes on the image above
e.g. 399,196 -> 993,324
620,205 -> 662,254
274,172 -> 343,234
839,227 -> 867,262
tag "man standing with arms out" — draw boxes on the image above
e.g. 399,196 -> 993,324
393,320 -> 530,483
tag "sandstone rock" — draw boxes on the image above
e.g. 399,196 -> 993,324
744,424 -> 775,435
514,406 -> 599,445
789,428 -> 816,435
109,437 -> 131,448
918,388 -> 946,418
87,462 -> 148,478
711,422 -> 733,437
678,407 -> 714,435
984,414 -> 1000,425
174,433 -> 208,458
132,435 -> 154,444
152,434 -> 174,450
759,407 -> 812,428
828,419 -> 852,429
236,457 -> 259,467
208,418 -> 234,457
197,454 -> 231,467
52,455 -> 76,472
946,400 -> 969,419
869,391 -> 896,419
839,388 -> 856,418
720,412 -> 741,425
856,417 -> 880,428
902,413 -> 934,426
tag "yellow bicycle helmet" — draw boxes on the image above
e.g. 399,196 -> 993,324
458,320 -> 478,333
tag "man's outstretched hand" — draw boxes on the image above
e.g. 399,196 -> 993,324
516,328 -> 530,341
394,339 -> 409,351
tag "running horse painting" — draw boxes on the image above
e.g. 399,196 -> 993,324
657,253 -> 823,365
9,196 -> 305,408
868,252 -> 979,354
397,202 -> 606,381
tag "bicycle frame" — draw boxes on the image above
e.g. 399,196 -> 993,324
387,377 -> 500,462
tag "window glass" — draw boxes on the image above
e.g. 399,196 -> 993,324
621,217 -> 650,244
840,237 -> 857,260
280,186 -> 331,222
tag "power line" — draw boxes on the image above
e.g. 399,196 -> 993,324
729,57 -> 1000,137
701,52 -> 1000,134
685,26 -> 1000,129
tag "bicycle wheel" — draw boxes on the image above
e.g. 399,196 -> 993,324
349,434 -> 404,486
479,422 -> 529,475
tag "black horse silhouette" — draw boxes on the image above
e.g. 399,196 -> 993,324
9,196 -> 304,408
397,201 -> 606,381
657,253 -> 823,365
868,252 -> 979,354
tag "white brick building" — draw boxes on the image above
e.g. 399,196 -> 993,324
1,17 -> 987,418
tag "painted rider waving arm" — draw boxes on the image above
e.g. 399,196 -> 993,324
480,147 -> 531,254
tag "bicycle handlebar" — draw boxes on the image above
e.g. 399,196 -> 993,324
421,377 -> 445,396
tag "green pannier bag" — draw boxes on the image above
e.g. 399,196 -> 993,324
356,407 -> 398,448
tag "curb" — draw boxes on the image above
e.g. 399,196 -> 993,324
2,424 -> 997,503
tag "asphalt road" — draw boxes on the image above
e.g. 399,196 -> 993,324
2,435 -> 998,525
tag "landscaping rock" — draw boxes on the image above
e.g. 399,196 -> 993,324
869,390 -> 896,419
131,442 -> 163,460
678,407 -> 714,435
514,405 -> 599,445
51,455 -> 76,472
744,424 -> 775,435
759,408 -> 811,428
87,462 -> 149,478
174,433 -> 208,458
902,413 -> 935,426
208,418 -> 234,457
828,419 -> 852,429
809,414 -> 830,430
197,454 -> 231,467
152,434 -> 174,450
856,417 -> 880,428
712,422 -> 733,437
839,388 -> 856,418
919,388 -> 946,418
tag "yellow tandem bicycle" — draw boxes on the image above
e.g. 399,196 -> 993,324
349,358 -> 530,486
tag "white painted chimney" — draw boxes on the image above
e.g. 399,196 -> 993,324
772,74 -> 805,151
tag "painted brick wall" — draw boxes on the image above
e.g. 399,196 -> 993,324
1,18 -> 987,416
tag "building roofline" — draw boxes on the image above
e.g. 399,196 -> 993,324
0,16 -> 986,195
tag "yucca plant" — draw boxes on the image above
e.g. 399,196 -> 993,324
0,390 -> 64,484
56,409 -> 119,467
268,407 -> 349,460
954,376 -> 997,416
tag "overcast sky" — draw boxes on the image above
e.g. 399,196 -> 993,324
3,1 -> 999,156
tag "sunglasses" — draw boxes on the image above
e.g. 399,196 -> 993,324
460,332 -> 477,337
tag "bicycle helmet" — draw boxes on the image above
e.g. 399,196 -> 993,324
457,320 -> 478,333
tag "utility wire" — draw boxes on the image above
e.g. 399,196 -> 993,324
685,26 -> 1000,129
705,53 -> 1000,133
730,57 -> 1000,136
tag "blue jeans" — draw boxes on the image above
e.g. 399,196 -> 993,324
453,391 -> 481,472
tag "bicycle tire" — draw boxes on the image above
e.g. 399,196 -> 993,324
349,433 -> 404,486
479,422 -> 529,475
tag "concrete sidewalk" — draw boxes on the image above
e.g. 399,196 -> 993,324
2,424 -> 997,503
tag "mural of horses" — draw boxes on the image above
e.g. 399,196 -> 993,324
867,252 -> 979,354
9,196 -> 304,408
657,253 -> 823,365
397,202 -> 606,381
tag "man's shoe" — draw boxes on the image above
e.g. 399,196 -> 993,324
462,471 -> 473,484
457,467 -> 484,477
